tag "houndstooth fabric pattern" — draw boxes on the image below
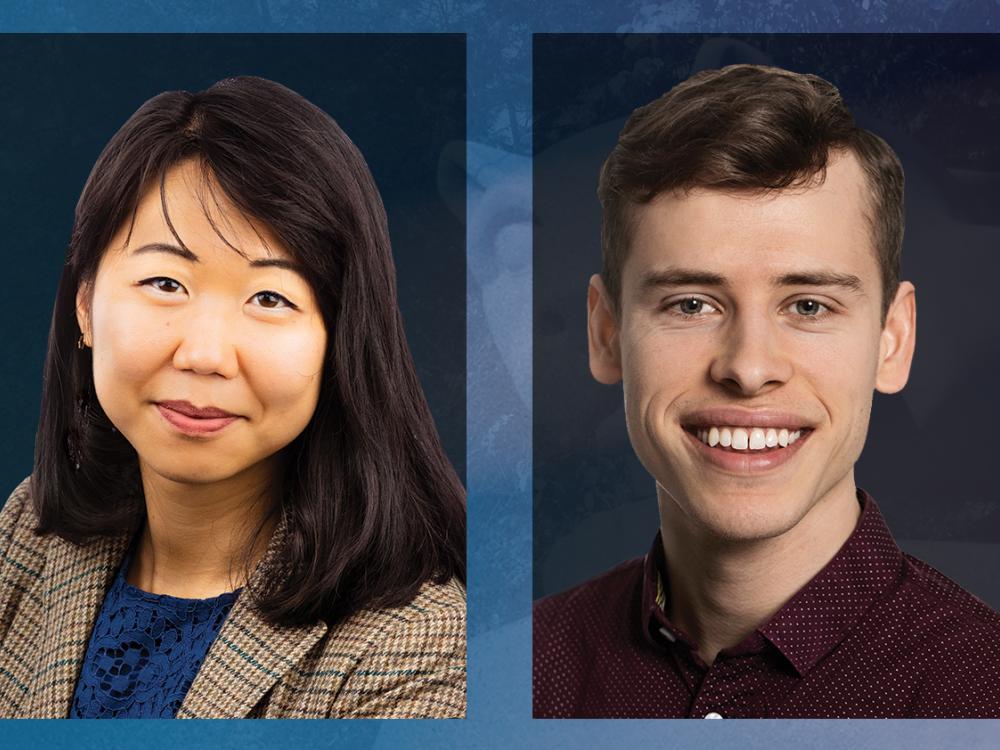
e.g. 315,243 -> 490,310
0,478 -> 466,719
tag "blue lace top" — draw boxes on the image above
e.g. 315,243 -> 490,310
69,550 -> 240,718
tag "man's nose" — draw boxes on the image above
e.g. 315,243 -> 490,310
171,303 -> 240,379
708,311 -> 793,396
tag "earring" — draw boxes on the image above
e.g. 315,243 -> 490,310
68,395 -> 88,471
77,334 -> 86,350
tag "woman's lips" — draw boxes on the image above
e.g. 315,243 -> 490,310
155,401 -> 239,436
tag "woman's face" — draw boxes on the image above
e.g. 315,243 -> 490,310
77,160 -> 327,491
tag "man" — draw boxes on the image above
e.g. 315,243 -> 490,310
532,64 -> 1000,719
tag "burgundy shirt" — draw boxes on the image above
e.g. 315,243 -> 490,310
533,491 -> 1000,718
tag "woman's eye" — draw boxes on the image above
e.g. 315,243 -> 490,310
790,299 -> 829,317
140,277 -> 185,294
670,297 -> 718,317
251,291 -> 297,310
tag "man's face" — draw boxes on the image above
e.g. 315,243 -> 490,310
588,151 -> 915,542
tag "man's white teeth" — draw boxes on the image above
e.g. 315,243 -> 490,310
695,426 -> 802,450
732,429 -> 749,450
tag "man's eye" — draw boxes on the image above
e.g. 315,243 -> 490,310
251,291 -> 297,310
670,298 -> 718,316
140,277 -> 185,294
790,299 -> 829,317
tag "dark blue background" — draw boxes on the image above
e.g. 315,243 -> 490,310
1,2 -> 1000,749
533,34 -> 1000,605
0,34 -> 466,494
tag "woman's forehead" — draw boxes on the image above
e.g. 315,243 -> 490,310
106,159 -> 292,265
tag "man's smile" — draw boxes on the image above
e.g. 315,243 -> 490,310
690,425 -> 806,450
681,421 -> 814,473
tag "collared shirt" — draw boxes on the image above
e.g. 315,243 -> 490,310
533,491 -> 1000,718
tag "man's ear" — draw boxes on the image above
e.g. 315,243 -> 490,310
76,281 -> 93,348
875,281 -> 916,394
588,274 -> 623,385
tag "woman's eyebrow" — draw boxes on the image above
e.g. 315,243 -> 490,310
130,243 -> 304,275
131,242 -> 199,261
249,257 -> 305,274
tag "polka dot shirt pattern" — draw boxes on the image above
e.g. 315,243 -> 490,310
533,491 -> 1000,718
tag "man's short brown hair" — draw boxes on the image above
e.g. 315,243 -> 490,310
598,64 -> 904,321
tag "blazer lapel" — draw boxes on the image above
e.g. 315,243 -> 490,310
25,531 -> 130,718
178,515 -> 328,718
178,598 -> 327,718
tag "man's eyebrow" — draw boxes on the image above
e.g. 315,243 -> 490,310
639,267 -> 865,294
775,271 -> 863,292
131,242 -> 199,262
640,268 -> 727,290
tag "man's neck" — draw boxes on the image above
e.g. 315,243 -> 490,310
658,476 -> 861,665
128,459 -> 280,599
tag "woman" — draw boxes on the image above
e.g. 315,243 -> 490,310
0,76 -> 466,718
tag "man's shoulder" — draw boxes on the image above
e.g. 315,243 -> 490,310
533,555 -> 646,643
856,553 -> 1000,717
532,556 -> 654,718
899,552 -> 1000,634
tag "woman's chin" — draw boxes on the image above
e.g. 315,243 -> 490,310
138,459 -> 244,487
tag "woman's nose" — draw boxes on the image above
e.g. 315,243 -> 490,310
170,305 -> 240,379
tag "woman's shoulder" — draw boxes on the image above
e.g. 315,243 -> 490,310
0,477 -> 50,649
2,475 -> 34,516
339,576 -> 465,639
307,577 -> 467,718
0,476 -> 45,553
394,576 -> 466,622
323,577 -> 465,649
0,476 -> 51,588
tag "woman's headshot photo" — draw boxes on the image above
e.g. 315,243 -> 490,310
0,36 -> 467,719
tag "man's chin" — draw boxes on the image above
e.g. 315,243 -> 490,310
665,491 -> 812,544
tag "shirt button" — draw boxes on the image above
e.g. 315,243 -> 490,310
704,712 -> 724,719
658,627 -> 677,643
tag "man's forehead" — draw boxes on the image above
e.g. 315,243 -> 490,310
623,152 -> 878,289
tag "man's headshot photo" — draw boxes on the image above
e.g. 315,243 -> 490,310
532,36 -> 1000,719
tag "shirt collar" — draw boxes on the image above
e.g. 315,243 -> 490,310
641,489 -> 906,676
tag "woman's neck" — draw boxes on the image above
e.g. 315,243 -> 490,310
127,459 -> 280,598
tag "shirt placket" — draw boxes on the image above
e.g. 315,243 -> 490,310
687,654 -> 750,719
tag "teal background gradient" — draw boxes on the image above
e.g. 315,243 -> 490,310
2,1 -> 1000,747
0,33 -> 466,486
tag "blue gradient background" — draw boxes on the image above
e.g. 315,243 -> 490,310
2,1 -> 999,747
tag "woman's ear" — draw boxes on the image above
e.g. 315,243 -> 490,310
76,281 -> 93,347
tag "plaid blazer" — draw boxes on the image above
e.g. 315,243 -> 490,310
0,478 -> 466,718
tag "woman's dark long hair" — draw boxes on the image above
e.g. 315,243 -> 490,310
32,76 -> 466,627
